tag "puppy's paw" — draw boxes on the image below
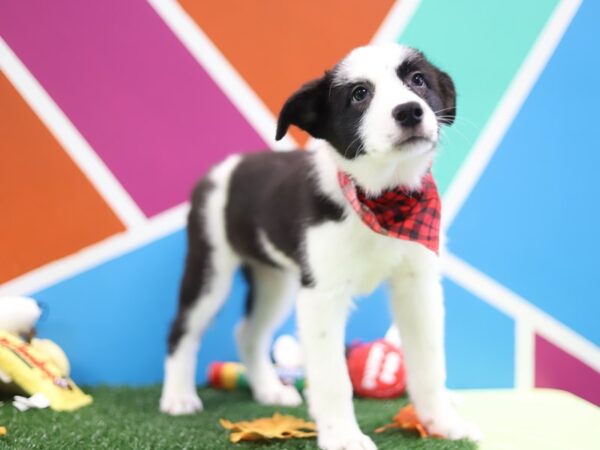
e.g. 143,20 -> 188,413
318,431 -> 377,450
254,383 -> 303,407
421,406 -> 482,441
160,391 -> 203,415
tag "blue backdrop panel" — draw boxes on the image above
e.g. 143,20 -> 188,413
32,229 -> 392,386
33,229 -> 512,387
347,285 -> 392,344
35,231 -> 188,385
34,230 -> 257,385
447,0 -> 600,346
444,279 -> 515,388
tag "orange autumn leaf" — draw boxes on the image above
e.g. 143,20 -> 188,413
220,413 -> 317,443
375,404 -> 444,439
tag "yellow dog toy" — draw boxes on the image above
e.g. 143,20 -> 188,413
0,296 -> 91,412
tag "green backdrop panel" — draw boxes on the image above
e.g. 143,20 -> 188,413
398,0 -> 559,193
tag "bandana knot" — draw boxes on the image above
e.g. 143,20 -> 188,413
337,171 -> 441,253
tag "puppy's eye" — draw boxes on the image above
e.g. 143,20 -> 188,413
411,73 -> 426,87
351,85 -> 369,102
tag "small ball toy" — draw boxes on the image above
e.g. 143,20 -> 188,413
347,339 -> 406,399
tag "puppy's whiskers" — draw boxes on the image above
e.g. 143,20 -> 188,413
433,107 -> 456,115
343,134 -> 363,159
436,117 -> 474,146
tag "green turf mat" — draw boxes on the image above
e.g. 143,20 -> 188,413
0,387 -> 475,450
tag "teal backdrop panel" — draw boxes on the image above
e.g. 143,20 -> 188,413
399,0 -> 559,193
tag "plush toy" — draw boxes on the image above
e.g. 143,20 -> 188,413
30,338 -> 70,376
0,296 -> 41,336
0,296 -> 91,411
272,334 -> 303,369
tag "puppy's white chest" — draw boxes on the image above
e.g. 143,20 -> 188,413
306,215 -> 409,295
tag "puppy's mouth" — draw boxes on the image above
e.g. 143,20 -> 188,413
400,136 -> 431,145
394,135 -> 435,150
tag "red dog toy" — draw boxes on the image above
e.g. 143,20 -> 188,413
347,339 -> 406,399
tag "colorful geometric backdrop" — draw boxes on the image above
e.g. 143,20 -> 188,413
1,0 -> 598,406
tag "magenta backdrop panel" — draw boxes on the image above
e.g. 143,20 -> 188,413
535,335 -> 600,406
0,0 -> 265,216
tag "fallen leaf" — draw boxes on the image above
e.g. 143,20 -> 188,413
220,413 -> 317,443
375,404 -> 444,438
0,426 -> 6,436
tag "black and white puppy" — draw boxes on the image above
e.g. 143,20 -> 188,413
161,43 -> 480,450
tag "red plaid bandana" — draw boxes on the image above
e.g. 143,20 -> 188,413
337,171 -> 441,253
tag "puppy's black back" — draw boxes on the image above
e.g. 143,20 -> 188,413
224,151 -> 344,286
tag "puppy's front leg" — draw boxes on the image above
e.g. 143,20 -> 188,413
389,251 -> 481,441
297,287 -> 376,450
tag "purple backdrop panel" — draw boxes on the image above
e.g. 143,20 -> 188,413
0,0 -> 265,216
535,335 -> 600,406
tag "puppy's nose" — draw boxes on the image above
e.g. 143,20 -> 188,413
392,102 -> 423,127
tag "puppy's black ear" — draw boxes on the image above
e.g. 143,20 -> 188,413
435,70 -> 456,125
275,73 -> 331,141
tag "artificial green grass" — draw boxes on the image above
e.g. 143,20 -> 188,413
0,387 -> 476,449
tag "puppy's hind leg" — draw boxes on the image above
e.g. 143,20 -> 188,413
236,263 -> 302,407
161,243 -> 237,415
161,179 -> 238,415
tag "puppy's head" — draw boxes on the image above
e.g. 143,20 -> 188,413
276,44 -> 455,161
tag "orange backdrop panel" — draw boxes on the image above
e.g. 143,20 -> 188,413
0,74 -> 125,283
179,0 -> 395,145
